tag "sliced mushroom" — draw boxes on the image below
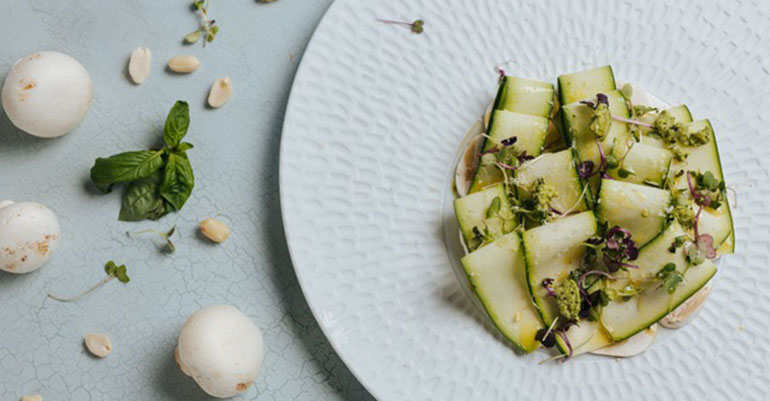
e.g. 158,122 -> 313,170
660,283 -> 712,329
454,131 -> 484,197
591,324 -> 657,357
482,100 -> 494,129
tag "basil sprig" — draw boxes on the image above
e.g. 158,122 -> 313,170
91,101 -> 195,221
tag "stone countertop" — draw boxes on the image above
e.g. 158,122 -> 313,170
0,0 -> 372,399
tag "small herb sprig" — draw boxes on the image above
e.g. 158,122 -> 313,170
185,0 -> 220,45
128,225 -> 177,252
376,18 -> 425,34
91,101 -> 195,222
48,261 -> 130,303
656,262 -> 684,294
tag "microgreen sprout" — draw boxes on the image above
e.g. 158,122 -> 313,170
376,18 -> 425,34
493,59 -> 515,81
656,262 -> 684,294
610,115 -> 652,128
128,225 -> 177,252
48,261 -> 130,303
186,0 -> 219,46
542,278 -> 556,297
577,138 -> 615,180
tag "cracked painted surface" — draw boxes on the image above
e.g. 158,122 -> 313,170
0,0 -> 372,400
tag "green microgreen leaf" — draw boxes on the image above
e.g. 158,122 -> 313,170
128,225 -> 177,253
184,30 -> 202,44
485,196 -> 501,219
48,261 -> 129,303
664,272 -> 684,294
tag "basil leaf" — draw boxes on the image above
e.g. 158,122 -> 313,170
118,171 -> 168,221
163,101 -> 190,148
160,152 -> 195,211
91,150 -> 165,193
177,142 -> 194,152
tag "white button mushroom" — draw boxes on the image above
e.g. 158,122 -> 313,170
0,201 -> 61,274
1,51 -> 93,138
175,305 -> 264,398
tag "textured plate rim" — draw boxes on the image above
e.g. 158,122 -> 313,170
277,0 -> 378,397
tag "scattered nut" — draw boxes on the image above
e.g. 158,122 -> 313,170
200,218 -> 230,243
20,395 -> 42,401
84,333 -> 113,358
167,55 -> 201,73
207,77 -> 232,108
128,47 -> 151,84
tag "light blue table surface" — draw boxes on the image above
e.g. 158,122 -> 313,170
0,0 -> 373,399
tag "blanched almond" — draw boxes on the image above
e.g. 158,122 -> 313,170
128,47 -> 151,84
20,395 -> 42,401
167,55 -> 200,73
207,77 -> 232,108
84,333 -> 113,358
200,217 -> 230,243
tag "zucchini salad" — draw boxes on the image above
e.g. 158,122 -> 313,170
453,65 -> 734,361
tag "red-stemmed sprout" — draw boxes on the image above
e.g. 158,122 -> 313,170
685,172 -> 718,260
542,278 -> 557,297
576,270 -> 616,305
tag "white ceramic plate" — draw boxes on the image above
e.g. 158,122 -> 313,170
280,1 -> 770,399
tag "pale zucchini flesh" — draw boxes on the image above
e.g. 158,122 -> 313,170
596,179 -> 671,247
558,65 -> 617,105
497,76 -> 555,118
669,119 -> 734,252
523,211 -> 597,325
522,211 -> 605,355
469,110 -> 550,193
607,142 -> 672,187
454,184 -> 514,250
461,232 -> 543,352
513,149 -> 589,214
601,222 -> 718,341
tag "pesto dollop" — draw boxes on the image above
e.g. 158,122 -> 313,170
555,278 -> 581,322
652,109 -> 711,160
533,178 -> 558,223
589,102 -> 611,139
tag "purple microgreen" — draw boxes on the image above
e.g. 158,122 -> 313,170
542,278 -> 556,297
481,146 -> 499,155
596,138 -> 608,172
549,207 -> 563,216
517,151 -> 534,164
596,93 -> 609,106
496,161 -> 519,171
579,100 -> 596,108
500,136 -> 517,147
493,59 -> 514,80
575,270 -> 616,305
696,233 -> 717,259
693,204 -> 702,238
556,330 -> 573,360
577,160 -> 595,179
